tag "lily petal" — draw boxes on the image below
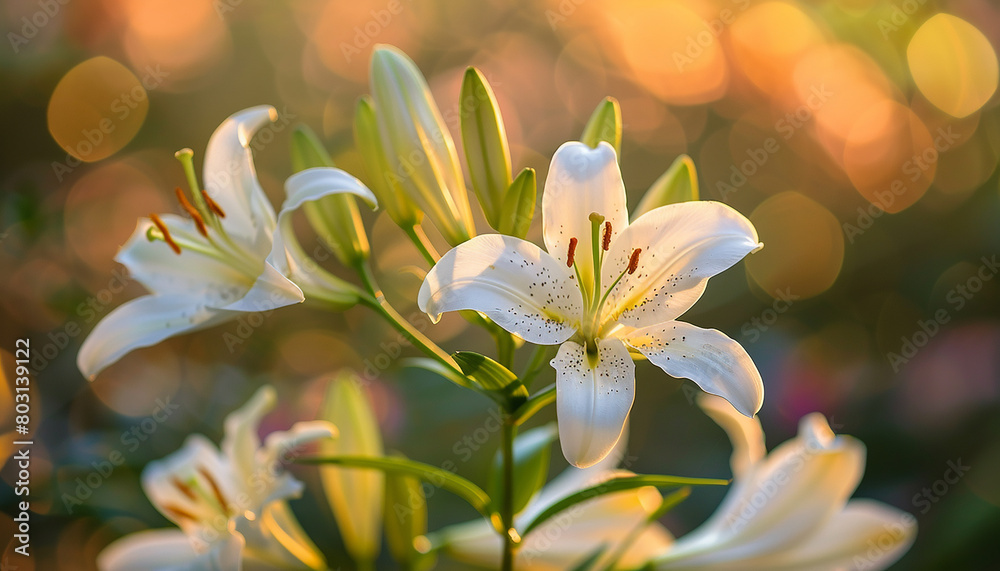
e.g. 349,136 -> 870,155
542,141 -> 628,292
270,168 -> 377,298
203,105 -> 279,257
697,394 -> 765,478
97,528 -> 244,571
218,262 -> 304,313
419,234 -> 584,344
552,337 -> 635,468
661,414 -> 865,566
601,201 -> 761,329
222,386 -> 276,482
77,294 -> 234,381
625,321 -> 763,417
116,216 -> 251,302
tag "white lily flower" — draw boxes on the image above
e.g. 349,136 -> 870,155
98,386 -> 337,571
654,395 -> 917,570
419,141 -> 764,467
440,437 -> 672,570
78,106 -> 377,380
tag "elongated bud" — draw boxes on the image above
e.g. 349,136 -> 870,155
370,45 -> 475,246
581,96 -> 622,158
291,124 -> 371,265
633,154 -> 700,218
320,371 -> 385,566
498,167 -> 536,238
354,96 -> 423,228
460,67 -> 512,230
383,452 -> 428,568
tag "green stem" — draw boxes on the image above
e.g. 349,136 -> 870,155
519,345 -> 551,389
356,261 -> 459,373
501,414 -> 518,571
403,224 -> 440,266
497,332 -> 515,370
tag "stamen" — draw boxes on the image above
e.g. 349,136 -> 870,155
149,213 -> 181,254
175,187 -> 208,237
602,221 -> 612,251
174,148 -> 213,222
198,466 -> 231,515
162,503 -> 199,522
567,237 -> 578,267
202,190 -> 226,218
172,476 -> 197,501
627,248 -> 642,274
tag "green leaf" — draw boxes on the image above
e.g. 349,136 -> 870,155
633,154 -> 699,218
453,351 -> 529,411
488,424 -> 558,515
520,474 -> 729,537
580,97 -> 622,156
460,67 -> 512,230
383,453 -> 427,568
569,545 -> 611,571
301,455 -> 502,534
499,167 -> 537,238
511,383 -> 556,427
402,357 -> 481,393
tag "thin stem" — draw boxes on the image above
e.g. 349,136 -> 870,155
356,261 -> 459,373
519,345 -> 551,389
403,223 -> 440,266
501,414 -> 518,571
497,331 -> 515,370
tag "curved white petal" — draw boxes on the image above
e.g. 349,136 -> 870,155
753,500 -> 917,571
98,529 -> 204,571
542,141 -> 628,291
218,261 -> 304,313
77,294 -> 234,380
697,394 -> 765,478
553,338 -> 635,468
661,414 -> 865,567
625,322 -> 763,417
203,105 -> 279,257
267,168 -> 376,298
601,201 -> 761,329
116,216 -> 252,301
222,385 -> 276,482
419,234 -> 584,344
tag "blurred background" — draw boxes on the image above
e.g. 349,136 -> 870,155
2,0 -> 999,568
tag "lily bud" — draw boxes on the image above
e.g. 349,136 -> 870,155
354,95 -> 423,228
460,67 -> 512,230
383,453 -> 428,569
633,154 -> 700,218
370,44 -> 475,246
498,167 -> 536,239
319,371 -> 385,566
581,96 -> 622,157
290,125 -> 370,266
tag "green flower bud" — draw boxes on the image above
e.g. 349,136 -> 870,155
633,154 -> 700,218
354,95 -> 423,228
370,45 -> 475,246
581,96 -> 622,157
498,167 -> 536,239
460,67 -> 513,230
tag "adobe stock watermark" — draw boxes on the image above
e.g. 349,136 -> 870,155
7,0 -> 70,54
877,0 -> 930,39
842,126 -> 960,244
741,288 -> 800,344
339,0 -> 415,62
545,0 -> 590,29
886,254 -> 998,372
672,0 -> 751,71
717,85 -> 832,202
61,396 -> 180,513
51,64 -> 171,182
912,458 -> 970,514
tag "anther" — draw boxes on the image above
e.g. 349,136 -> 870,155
171,476 -> 197,501
149,213 -> 181,254
602,221 -> 612,251
202,190 -> 226,218
627,248 -> 642,274
162,503 -> 198,522
567,237 -> 578,267
198,466 -> 230,514
175,187 -> 208,237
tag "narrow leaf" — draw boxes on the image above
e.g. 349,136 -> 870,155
488,423 -> 558,514
460,67 -> 512,229
301,455 -> 502,533
521,474 -> 728,537
511,383 -> 556,427
499,167 -> 537,238
633,154 -> 699,218
569,544 -> 611,571
580,97 -> 622,156
453,351 -> 529,411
